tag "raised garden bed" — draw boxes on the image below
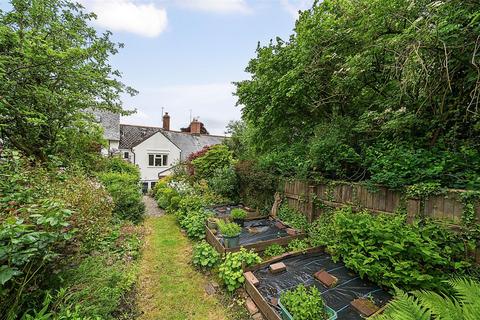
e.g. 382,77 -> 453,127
206,217 -> 305,254
208,204 -> 266,220
243,248 -> 392,320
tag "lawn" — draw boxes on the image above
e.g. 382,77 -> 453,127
138,215 -> 244,320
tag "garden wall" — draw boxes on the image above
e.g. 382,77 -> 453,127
282,180 -> 480,262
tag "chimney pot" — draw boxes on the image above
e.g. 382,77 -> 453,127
163,112 -> 170,131
190,118 -> 201,134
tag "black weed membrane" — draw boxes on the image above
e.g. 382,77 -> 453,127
253,252 -> 392,319
208,204 -> 248,219
218,218 -> 289,246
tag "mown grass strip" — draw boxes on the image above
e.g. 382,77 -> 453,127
138,215 -> 228,320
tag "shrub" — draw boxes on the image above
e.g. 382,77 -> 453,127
175,194 -> 209,225
98,172 -> 145,223
181,209 -> 211,240
1,202 -> 75,317
308,210 -> 335,248
192,241 -> 220,270
218,248 -> 261,292
278,204 -> 309,231
235,160 -> 278,214
102,157 -> 140,177
207,166 -> 239,201
56,175 -> 114,248
280,284 -> 328,320
191,145 -> 234,180
155,187 -> 178,210
218,220 -> 242,237
328,208 -> 469,290
287,239 -> 309,252
230,208 -> 247,220
263,244 -> 286,258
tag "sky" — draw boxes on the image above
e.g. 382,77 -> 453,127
2,0 -> 315,135
78,0 -> 315,134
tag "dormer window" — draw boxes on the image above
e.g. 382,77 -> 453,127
148,153 -> 168,167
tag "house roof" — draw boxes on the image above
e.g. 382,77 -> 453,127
89,110 -> 120,141
119,124 -> 226,160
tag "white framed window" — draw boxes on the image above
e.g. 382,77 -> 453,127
123,151 -> 129,159
148,153 -> 168,167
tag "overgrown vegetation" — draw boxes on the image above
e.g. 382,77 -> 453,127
318,208 -> 471,290
0,1 -> 143,318
377,278 -> 480,320
233,0 -> 480,190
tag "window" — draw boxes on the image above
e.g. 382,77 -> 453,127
148,154 -> 168,167
150,182 -> 156,189
123,151 -> 129,159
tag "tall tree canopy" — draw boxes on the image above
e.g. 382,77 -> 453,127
0,0 -> 136,161
235,0 -> 480,189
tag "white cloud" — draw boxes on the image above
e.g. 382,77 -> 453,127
281,0 -> 314,19
121,83 -> 241,135
81,0 -> 168,37
176,0 -> 252,14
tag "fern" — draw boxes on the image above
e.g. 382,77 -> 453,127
375,278 -> 480,320
448,278 -> 480,320
375,288 -> 431,320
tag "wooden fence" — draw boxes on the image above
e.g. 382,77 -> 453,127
282,180 -> 480,262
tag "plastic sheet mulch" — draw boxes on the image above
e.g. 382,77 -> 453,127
253,252 -> 392,320
217,218 -> 289,247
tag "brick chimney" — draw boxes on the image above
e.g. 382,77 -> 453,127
190,118 -> 201,134
162,112 -> 170,131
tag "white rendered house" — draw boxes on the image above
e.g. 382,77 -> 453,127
117,114 -> 225,192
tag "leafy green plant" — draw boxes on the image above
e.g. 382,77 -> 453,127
192,241 -> 220,270
207,165 -> 239,201
218,248 -> 261,292
377,278 -> 480,320
280,284 -> 328,320
218,220 -> 242,238
278,204 -> 309,231
155,187 -> 178,210
287,239 -> 309,252
328,208 -> 470,290
263,244 -> 286,258
230,208 -> 247,220
308,210 -> 335,247
98,171 -> 144,223
181,210 -> 211,240
191,145 -> 235,180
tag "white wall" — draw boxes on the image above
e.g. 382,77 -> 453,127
132,132 -> 181,183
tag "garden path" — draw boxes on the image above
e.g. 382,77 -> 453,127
137,197 -> 230,320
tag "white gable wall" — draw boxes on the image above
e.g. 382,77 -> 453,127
132,132 -> 181,183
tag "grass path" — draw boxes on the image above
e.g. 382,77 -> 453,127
137,214 -> 231,320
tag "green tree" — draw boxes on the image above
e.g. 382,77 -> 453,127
234,0 -> 480,188
0,0 -> 136,161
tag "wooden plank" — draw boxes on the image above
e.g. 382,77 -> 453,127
443,197 -> 455,222
205,226 -> 226,255
244,272 -> 282,320
384,189 -> 394,213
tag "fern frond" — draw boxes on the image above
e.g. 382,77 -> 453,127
448,278 -> 480,320
412,289 -> 463,320
375,288 -> 431,320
